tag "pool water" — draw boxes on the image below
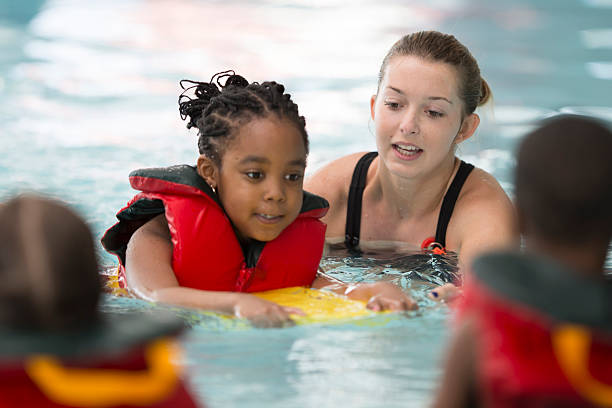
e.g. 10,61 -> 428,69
1,0 -> 611,406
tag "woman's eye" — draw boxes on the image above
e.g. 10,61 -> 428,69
246,171 -> 263,179
384,101 -> 401,110
427,110 -> 444,118
285,173 -> 303,182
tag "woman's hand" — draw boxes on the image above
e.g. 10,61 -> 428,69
233,293 -> 305,328
428,283 -> 462,303
345,282 -> 418,311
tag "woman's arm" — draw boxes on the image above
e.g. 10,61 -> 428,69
428,172 -> 517,302
451,170 -> 519,271
312,272 -> 418,311
305,152 -> 366,237
125,214 -> 303,327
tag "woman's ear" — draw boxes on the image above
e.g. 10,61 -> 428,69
455,113 -> 480,144
370,94 -> 377,121
196,155 -> 219,190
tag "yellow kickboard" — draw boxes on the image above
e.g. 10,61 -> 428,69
102,269 -> 376,325
253,286 -> 373,324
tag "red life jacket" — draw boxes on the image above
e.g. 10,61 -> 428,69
0,313 -> 201,408
102,165 -> 329,292
461,252 -> 612,408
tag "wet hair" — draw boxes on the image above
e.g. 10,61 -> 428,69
377,31 -> 491,116
515,115 -> 612,244
178,70 -> 308,165
0,195 -> 101,331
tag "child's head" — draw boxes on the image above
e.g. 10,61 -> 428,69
178,71 -> 309,243
515,115 -> 612,247
0,195 -> 101,331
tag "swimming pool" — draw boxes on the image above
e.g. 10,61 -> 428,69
1,0 -> 611,406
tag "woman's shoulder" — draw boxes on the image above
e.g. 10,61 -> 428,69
450,164 -> 518,264
305,151 -> 372,199
456,165 -> 514,218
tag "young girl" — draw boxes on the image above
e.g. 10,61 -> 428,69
0,195 -> 199,408
305,31 -> 517,271
102,72 -> 416,328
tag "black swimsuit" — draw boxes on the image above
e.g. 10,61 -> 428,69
344,152 -> 474,251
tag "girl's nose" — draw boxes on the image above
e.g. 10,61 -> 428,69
263,179 -> 286,202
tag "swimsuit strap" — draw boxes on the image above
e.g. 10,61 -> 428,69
434,160 -> 474,248
344,154 -> 473,251
344,152 -> 378,249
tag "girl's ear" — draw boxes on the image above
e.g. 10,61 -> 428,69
196,154 -> 219,190
454,113 -> 480,144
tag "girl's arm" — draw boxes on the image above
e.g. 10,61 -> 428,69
125,214 -> 303,327
312,272 -> 418,311
431,317 -> 480,408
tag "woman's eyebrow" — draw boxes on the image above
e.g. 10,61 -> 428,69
387,86 -> 405,95
428,96 -> 453,104
386,86 -> 452,104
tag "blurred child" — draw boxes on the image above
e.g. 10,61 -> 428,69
0,195 -> 200,407
102,71 -> 416,328
432,115 -> 612,407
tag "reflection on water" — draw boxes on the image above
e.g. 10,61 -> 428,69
321,247 -> 460,287
100,251 -> 452,408
2,0 -> 612,406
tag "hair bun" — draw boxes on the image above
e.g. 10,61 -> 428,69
224,74 -> 249,88
194,82 -> 221,100
178,79 -> 222,129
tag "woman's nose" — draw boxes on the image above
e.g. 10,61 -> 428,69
399,109 -> 419,135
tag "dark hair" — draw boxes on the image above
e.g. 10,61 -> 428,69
178,70 -> 308,165
515,115 -> 612,244
378,31 -> 491,116
0,195 -> 101,331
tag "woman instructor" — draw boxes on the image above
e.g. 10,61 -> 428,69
306,31 -> 517,271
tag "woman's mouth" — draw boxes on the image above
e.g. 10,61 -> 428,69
393,144 -> 423,160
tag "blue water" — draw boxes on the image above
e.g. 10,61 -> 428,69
1,0 -> 611,407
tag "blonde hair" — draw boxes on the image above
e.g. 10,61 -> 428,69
378,31 -> 491,116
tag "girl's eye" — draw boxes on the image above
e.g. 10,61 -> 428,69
384,101 -> 401,110
246,171 -> 263,179
427,110 -> 444,118
285,173 -> 303,182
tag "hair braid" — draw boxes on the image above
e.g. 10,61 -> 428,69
178,71 -> 308,165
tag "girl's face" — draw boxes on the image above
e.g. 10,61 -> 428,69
371,56 -> 479,179
198,117 -> 307,242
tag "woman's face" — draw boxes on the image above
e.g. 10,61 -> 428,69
198,117 -> 307,243
371,56 -> 478,179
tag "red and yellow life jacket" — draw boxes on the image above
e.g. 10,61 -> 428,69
102,165 -> 329,292
461,252 -> 612,407
0,313 -> 201,407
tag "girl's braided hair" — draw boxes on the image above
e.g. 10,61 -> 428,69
178,70 -> 308,165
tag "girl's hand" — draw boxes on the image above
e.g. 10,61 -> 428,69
346,282 -> 418,311
428,283 -> 462,303
233,293 -> 305,328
